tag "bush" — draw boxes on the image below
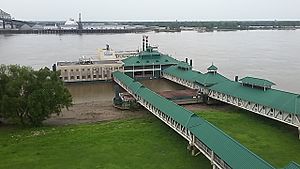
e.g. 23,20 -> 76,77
0,65 -> 72,126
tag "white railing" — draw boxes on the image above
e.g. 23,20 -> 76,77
113,77 -> 230,169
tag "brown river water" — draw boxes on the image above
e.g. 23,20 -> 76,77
1,30 -> 300,99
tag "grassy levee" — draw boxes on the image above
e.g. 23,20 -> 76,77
194,106 -> 300,168
0,116 -> 210,169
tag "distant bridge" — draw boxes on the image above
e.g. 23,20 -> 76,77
0,8 -> 12,29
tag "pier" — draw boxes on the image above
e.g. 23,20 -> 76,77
0,28 -> 150,34
161,62 -> 300,138
113,71 -> 291,169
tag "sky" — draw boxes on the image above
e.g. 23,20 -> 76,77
2,0 -> 300,21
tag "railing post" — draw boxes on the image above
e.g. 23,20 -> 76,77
298,127 -> 300,140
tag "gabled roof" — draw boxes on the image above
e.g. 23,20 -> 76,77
207,64 -> 218,71
195,72 -> 230,87
209,81 -> 300,115
240,76 -> 275,88
163,65 -> 230,87
122,51 -> 180,67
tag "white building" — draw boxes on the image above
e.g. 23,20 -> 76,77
60,18 -> 78,30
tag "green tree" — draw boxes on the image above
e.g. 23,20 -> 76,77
0,65 -> 72,126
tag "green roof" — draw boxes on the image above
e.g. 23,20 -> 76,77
207,64 -> 218,71
240,76 -> 275,87
177,61 -> 192,70
113,71 -> 274,169
283,162 -> 300,169
163,65 -> 230,87
209,81 -> 300,115
195,72 -> 230,87
122,51 -> 180,67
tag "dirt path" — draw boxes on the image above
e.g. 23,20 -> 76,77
45,100 -> 148,125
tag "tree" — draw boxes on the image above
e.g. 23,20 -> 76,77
0,65 -> 72,126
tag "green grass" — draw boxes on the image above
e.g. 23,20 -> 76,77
0,116 -> 210,169
194,106 -> 300,168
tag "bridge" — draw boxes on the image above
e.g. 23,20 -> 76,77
161,62 -> 300,139
0,8 -> 12,29
113,71 -> 299,169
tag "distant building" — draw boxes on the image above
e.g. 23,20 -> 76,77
20,24 -> 32,30
60,18 -> 78,30
43,24 -> 59,30
32,24 -> 44,30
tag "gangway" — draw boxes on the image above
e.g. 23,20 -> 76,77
113,71 -> 278,169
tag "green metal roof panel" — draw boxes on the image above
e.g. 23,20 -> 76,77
195,72 -> 231,87
122,52 -> 180,67
207,64 -> 218,71
163,65 -> 204,82
163,65 -> 230,87
189,122 -> 274,169
137,86 -> 196,126
113,71 -> 275,169
283,162 -> 300,169
209,81 -> 300,115
240,76 -> 276,87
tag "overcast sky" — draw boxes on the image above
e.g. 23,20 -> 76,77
2,0 -> 300,21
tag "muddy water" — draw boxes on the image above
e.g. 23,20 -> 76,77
66,79 -> 185,104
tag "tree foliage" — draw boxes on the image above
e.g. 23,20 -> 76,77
0,65 -> 72,126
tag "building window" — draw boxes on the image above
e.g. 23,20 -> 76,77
87,75 -> 91,79
99,74 -> 102,78
82,69 -> 85,71
71,69 -> 73,72
76,69 -> 79,71
93,75 -> 97,78
87,68 -> 90,71
82,76 -> 86,79
64,69 -> 67,72
70,76 -> 74,80
77,76 -> 80,79
64,77 -> 68,80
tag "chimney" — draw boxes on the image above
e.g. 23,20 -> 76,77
235,76 -> 238,82
190,59 -> 193,67
185,58 -> 188,63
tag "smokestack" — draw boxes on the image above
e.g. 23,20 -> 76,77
235,76 -> 239,82
190,59 -> 193,67
145,36 -> 149,49
185,58 -> 188,63
52,64 -> 56,71
78,13 -> 83,30
142,36 -> 145,51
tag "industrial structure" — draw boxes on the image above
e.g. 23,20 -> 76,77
113,71 -> 299,169
0,8 -> 12,29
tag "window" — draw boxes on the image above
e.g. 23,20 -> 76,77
82,69 -> 85,71
76,69 -> 79,71
82,76 -> 86,79
71,69 -> 73,72
64,69 -> 67,72
64,77 -> 68,80
87,75 -> 91,79
77,76 -> 80,79
93,75 -> 97,78
70,76 -> 74,80
87,68 -> 90,71
99,74 -> 102,78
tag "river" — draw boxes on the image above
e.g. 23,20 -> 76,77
1,30 -> 300,94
